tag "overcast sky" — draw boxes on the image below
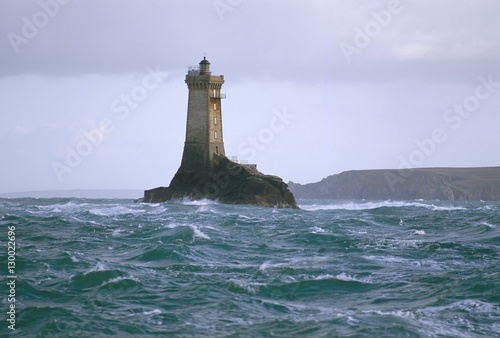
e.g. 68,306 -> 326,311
1,0 -> 499,193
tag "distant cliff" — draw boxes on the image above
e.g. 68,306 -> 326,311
288,167 -> 500,201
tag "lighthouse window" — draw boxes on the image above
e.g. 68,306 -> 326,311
214,117 -> 217,125
214,131 -> 218,139
213,89 -> 216,97
214,103 -> 217,110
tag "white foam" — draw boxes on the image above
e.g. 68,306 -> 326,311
189,225 -> 210,239
314,274 -> 335,280
364,255 -> 422,267
334,272 -> 372,283
88,262 -> 108,273
99,275 -> 141,289
300,200 -> 468,211
227,279 -> 261,294
181,198 -> 218,206
259,261 -> 270,271
143,309 -> 162,316
89,206 -> 145,216
300,200 -> 412,211
67,252 -> 80,263
145,205 -> 168,214
348,229 -> 367,235
481,221 -> 496,228
311,226 -> 325,234
368,309 -> 416,320
112,228 -> 133,236
413,230 -> 426,235
37,201 -> 83,213
195,205 -> 213,213
335,272 -> 358,282
424,299 -> 498,314
430,205 -> 466,211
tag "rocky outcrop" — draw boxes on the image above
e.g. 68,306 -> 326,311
288,167 -> 500,201
143,155 -> 298,208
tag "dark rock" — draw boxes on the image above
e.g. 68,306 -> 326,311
144,155 -> 298,208
288,167 -> 500,201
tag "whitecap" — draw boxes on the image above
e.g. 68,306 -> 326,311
227,279 -> 261,294
181,198 -> 218,206
145,205 -> 168,214
67,252 -> 80,263
300,200 -> 468,211
37,201 -> 82,213
348,229 -> 367,235
424,299 -> 498,314
195,205 -> 213,213
89,262 -> 108,272
89,206 -> 145,216
112,228 -> 129,236
311,226 -> 325,234
141,309 -> 163,325
413,230 -> 426,235
367,309 -> 416,320
143,309 -> 162,316
428,205 -> 467,211
481,222 -> 496,228
314,274 -> 335,280
163,222 -> 179,229
259,261 -> 270,271
364,255 -> 421,267
334,272 -> 372,283
300,200 -> 413,211
189,224 -> 210,239
103,275 -> 140,286
335,272 -> 357,282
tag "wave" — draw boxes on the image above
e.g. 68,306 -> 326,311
317,272 -> 372,284
4,197 -> 499,337
480,221 -> 496,228
89,205 -> 145,216
189,224 -> 211,239
180,198 -> 218,206
364,299 -> 500,337
300,200 -> 468,211
98,276 -> 142,292
34,201 -> 85,213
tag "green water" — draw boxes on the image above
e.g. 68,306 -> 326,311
1,198 -> 499,337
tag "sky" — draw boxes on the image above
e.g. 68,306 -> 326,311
1,0 -> 499,194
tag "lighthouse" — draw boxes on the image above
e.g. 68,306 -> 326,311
142,57 -> 298,208
180,57 -> 226,172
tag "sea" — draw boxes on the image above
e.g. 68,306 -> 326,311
1,197 -> 499,337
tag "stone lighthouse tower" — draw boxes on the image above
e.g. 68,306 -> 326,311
142,57 -> 298,208
180,57 -> 226,172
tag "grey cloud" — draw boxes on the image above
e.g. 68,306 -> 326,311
1,0 -> 498,83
